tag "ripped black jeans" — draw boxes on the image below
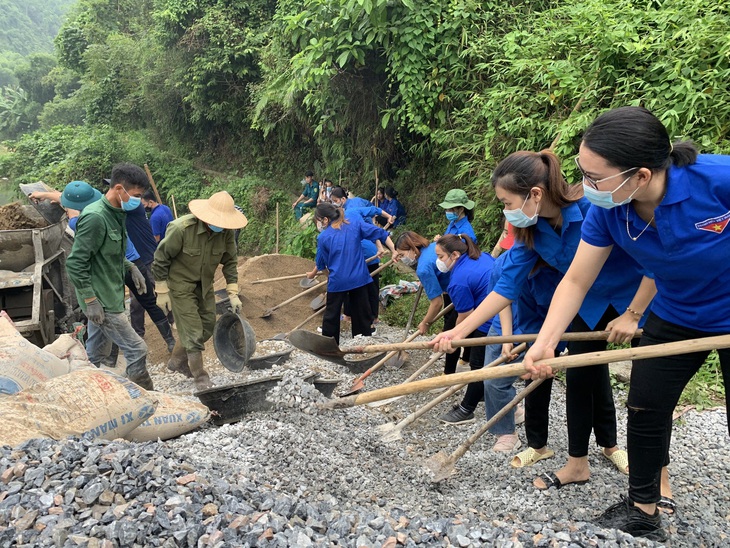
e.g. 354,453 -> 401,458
627,313 -> 730,504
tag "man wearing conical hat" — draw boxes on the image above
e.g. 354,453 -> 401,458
152,191 -> 247,391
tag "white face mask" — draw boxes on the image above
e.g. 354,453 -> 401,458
503,194 -> 540,228
401,255 -> 416,267
436,258 -> 452,273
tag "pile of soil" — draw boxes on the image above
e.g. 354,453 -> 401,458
0,202 -> 47,230
145,254 -> 325,366
214,254 -> 325,340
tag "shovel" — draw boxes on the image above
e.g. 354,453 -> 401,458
287,330 -> 388,371
287,329 -> 642,362
343,301 -> 453,396
261,280 -> 327,318
269,307 -> 326,341
20,182 -> 66,225
251,272 -> 323,285
300,278 -> 320,288
322,333 -> 730,410
378,342 -> 529,442
425,376 -> 544,482
310,294 -> 326,309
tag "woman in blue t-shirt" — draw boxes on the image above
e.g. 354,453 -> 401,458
431,150 -> 656,481
394,231 -> 457,376
438,189 -> 478,243
306,203 -> 395,343
523,107 -> 730,541
435,234 -> 495,425
382,187 -> 406,227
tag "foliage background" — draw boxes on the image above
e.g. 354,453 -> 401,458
0,0 -> 728,255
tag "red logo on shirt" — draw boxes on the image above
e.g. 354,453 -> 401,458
695,210 -> 730,234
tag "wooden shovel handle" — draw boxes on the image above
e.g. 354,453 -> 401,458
291,307 -> 325,332
266,280 -> 327,313
330,334 -> 730,408
346,329 -> 641,354
252,272 -> 322,284
368,258 -> 395,277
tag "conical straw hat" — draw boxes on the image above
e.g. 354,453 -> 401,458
188,191 -> 248,229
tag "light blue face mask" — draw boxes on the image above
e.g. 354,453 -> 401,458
208,224 -> 224,233
119,187 -> 141,212
503,194 -> 539,228
445,212 -> 459,222
582,175 -> 639,209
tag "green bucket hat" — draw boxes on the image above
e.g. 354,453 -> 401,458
61,181 -> 102,211
439,189 -> 475,210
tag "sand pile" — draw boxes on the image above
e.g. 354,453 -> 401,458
214,254 -> 326,340
0,202 -> 48,230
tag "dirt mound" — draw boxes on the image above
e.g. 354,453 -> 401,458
0,202 -> 47,230
215,254 -> 325,340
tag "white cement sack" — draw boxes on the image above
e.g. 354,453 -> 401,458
0,368 -> 158,448
125,392 -> 209,442
0,316 -> 70,396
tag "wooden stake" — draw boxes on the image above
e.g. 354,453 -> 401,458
170,195 -> 178,219
143,164 -> 163,205
276,203 -> 280,253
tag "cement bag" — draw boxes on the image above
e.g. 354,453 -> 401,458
125,392 -> 210,442
43,334 -> 94,371
0,316 -> 70,396
0,368 -> 158,448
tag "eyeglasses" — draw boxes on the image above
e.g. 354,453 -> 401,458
574,157 -> 638,190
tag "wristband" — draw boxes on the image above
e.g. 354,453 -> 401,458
626,307 -> 643,319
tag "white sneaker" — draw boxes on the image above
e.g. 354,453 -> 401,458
316,326 -> 322,333
515,403 -> 525,425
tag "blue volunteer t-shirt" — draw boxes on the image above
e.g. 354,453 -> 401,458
582,154 -> 730,331
518,263 -> 568,353
488,251 -> 520,335
416,242 -> 450,300
149,204 -> 174,241
445,216 -> 477,243
383,198 -> 406,226
125,204 -> 158,265
447,252 -> 495,334
315,216 -> 389,292
493,198 -> 650,330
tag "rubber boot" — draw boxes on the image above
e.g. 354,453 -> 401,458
155,319 -> 176,353
127,358 -> 154,390
187,350 -> 213,392
167,341 -> 193,378
102,343 -> 120,368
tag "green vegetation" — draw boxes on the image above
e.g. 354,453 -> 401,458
0,0 -> 726,401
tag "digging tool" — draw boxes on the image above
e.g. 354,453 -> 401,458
252,272 -> 323,285
378,342 -> 530,442
425,377 -> 544,482
261,280 -> 327,318
270,307 -> 326,341
343,300 -> 453,395
322,333 -> 730,409
366,350 -> 445,408
289,329 -> 641,362
20,182 -> 65,225
300,278 -> 321,289
310,294 -> 326,309
403,285 -> 423,339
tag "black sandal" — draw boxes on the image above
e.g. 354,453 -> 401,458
657,496 -> 677,516
535,471 -> 589,490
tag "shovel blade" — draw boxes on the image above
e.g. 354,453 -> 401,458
341,378 -> 365,396
299,278 -> 319,288
423,450 -> 453,476
288,329 -> 347,359
310,294 -> 326,310
270,332 -> 288,340
380,428 -> 404,443
260,309 -> 273,318
366,395 -> 403,408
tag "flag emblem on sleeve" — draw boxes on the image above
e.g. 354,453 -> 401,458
695,210 -> 730,234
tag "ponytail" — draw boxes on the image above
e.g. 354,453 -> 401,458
437,234 -> 480,260
315,203 -> 348,229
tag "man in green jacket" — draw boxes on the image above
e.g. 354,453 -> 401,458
153,191 -> 247,391
292,170 -> 319,220
66,163 -> 154,389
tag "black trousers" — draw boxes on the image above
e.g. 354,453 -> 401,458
459,328 -> 488,412
627,313 -> 730,504
322,284 -> 372,345
565,306 -> 636,457
344,263 -> 380,324
525,376 -> 554,449
442,294 -> 470,373
126,261 -> 167,337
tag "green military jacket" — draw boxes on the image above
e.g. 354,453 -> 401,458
66,197 -> 134,314
152,214 -> 237,290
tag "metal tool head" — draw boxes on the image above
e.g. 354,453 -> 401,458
309,294 -> 326,310
299,277 -> 319,288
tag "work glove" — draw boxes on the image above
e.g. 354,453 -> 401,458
85,298 -> 105,325
226,283 -> 242,314
156,280 -> 172,314
129,265 -> 147,295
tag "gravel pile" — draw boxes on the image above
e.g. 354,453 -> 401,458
1,324 -> 728,547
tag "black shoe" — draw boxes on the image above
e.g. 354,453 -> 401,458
595,496 -> 666,541
439,405 -> 475,425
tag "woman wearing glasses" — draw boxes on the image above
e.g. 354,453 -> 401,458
521,106 -> 730,540
431,149 -> 656,482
